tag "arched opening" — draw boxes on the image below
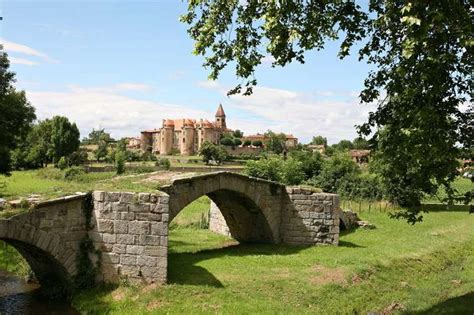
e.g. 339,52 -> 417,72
167,189 -> 276,286
170,189 -> 274,244
0,238 -> 71,298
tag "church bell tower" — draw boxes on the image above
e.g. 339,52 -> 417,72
215,103 -> 226,130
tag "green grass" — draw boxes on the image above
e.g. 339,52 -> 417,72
0,241 -> 30,277
71,206 -> 474,314
170,196 -> 210,229
0,169 -> 162,201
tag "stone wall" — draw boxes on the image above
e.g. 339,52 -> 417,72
207,184 -> 340,245
91,191 -> 169,284
208,201 -> 231,237
0,195 -> 88,293
281,187 -> 340,245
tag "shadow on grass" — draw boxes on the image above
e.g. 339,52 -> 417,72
338,240 -> 365,248
72,283 -> 118,314
168,243 -> 309,288
404,292 -> 474,315
420,203 -> 471,213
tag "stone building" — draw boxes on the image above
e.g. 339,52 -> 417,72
140,104 -> 230,156
242,133 -> 298,148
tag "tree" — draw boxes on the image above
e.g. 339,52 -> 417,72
49,116 -> 80,164
199,141 -> 227,165
182,1 -> 472,222
243,140 -> 251,147
311,136 -> 327,147
232,130 -> 243,138
252,140 -> 263,148
220,137 -> 233,146
333,140 -> 354,152
115,150 -> 126,175
94,140 -> 108,163
0,52 -> 36,174
233,138 -> 242,146
314,153 -> 361,194
264,130 -> 286,154
85,129 -> 114,145
352,137 -> 369,150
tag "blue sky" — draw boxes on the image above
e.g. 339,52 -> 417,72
1,1 -> 375,144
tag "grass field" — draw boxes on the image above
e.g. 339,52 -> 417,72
0,170 -> 472,314
71,204 -> 474,314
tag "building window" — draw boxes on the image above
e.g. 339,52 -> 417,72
183,138 -> 185,143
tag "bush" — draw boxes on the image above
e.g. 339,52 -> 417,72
233,138 -> 242,146
199,141 -> 228,165
64,166 -> 86,180
220,137 -> 233,146
243,140 -> 251,147
115,151 -> 126,175
280,158 -> 305,185
313,153 -> 360,193
57,157 -> 68,170
141,151 -> 157,161
68,149 -> 88,166
252,140 -> 263,147
155,158 -> 171,170
37,167 -> 64,180
245,157 -> 283,182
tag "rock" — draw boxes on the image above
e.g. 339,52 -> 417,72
357,221 -> 376,229
0,198 -> 6,210
339,209 -> 360,230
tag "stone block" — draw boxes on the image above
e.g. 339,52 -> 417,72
138,193 -> 150,203
137,255 -> 158,267
120,254 -> 137,265
93,191 -> 105,202
126,245 -> 144,255
114,220 -> 128,234
97,220 -> 114,233
128,221 -> 150,235
116,233 -> 135,245
102,253 -> 120,264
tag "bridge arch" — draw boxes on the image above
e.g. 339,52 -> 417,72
162,172 -> 286,243
0,196 -> 87,296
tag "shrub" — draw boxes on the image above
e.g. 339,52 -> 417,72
68,149 -> 88,166
233,138 -> 242,146
252,140 -> 263,147
37,167 -> 64,180
57,157 -> 68,170
220,137 -> 233,146
199,141 -> 228,165
156,158 -> 171,170
245,157 -> 283,182
243,140 -> 252,147
64,166 -> 86,181
115,151 -> 126,175
313,153 -> 360,193
280,158 -> 305,185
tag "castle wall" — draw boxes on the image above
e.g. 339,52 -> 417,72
160,127 -> 173,155
181,127 -> 195,156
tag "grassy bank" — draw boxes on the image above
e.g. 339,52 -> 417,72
71,204 -> 474,314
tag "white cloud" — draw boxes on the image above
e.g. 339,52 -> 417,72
1,39 -> 59,63
199,81 -> 376,144
9,56 -> 39,66
25,85 -> 215,139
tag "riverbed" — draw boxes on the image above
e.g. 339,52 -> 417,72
0,269 -> 78,315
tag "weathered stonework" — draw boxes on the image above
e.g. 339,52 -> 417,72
0,172 -> 341,292
208,184 -> 340,245
281,187 -> 340,245
208,201 -> 231,237
0,195 -> 87,293
91,191 -> 169,284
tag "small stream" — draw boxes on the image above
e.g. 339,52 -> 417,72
0,269 -> 79,315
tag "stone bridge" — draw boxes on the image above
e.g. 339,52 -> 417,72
0,172 -> 340,294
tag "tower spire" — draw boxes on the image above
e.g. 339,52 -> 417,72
215,103 -> 226,129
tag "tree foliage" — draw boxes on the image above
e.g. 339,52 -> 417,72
311,136 -> 328,147
0,52 -> 36,174
182,1 -> 473,222
199,141 -> 227,164
264,130 -> 287,154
